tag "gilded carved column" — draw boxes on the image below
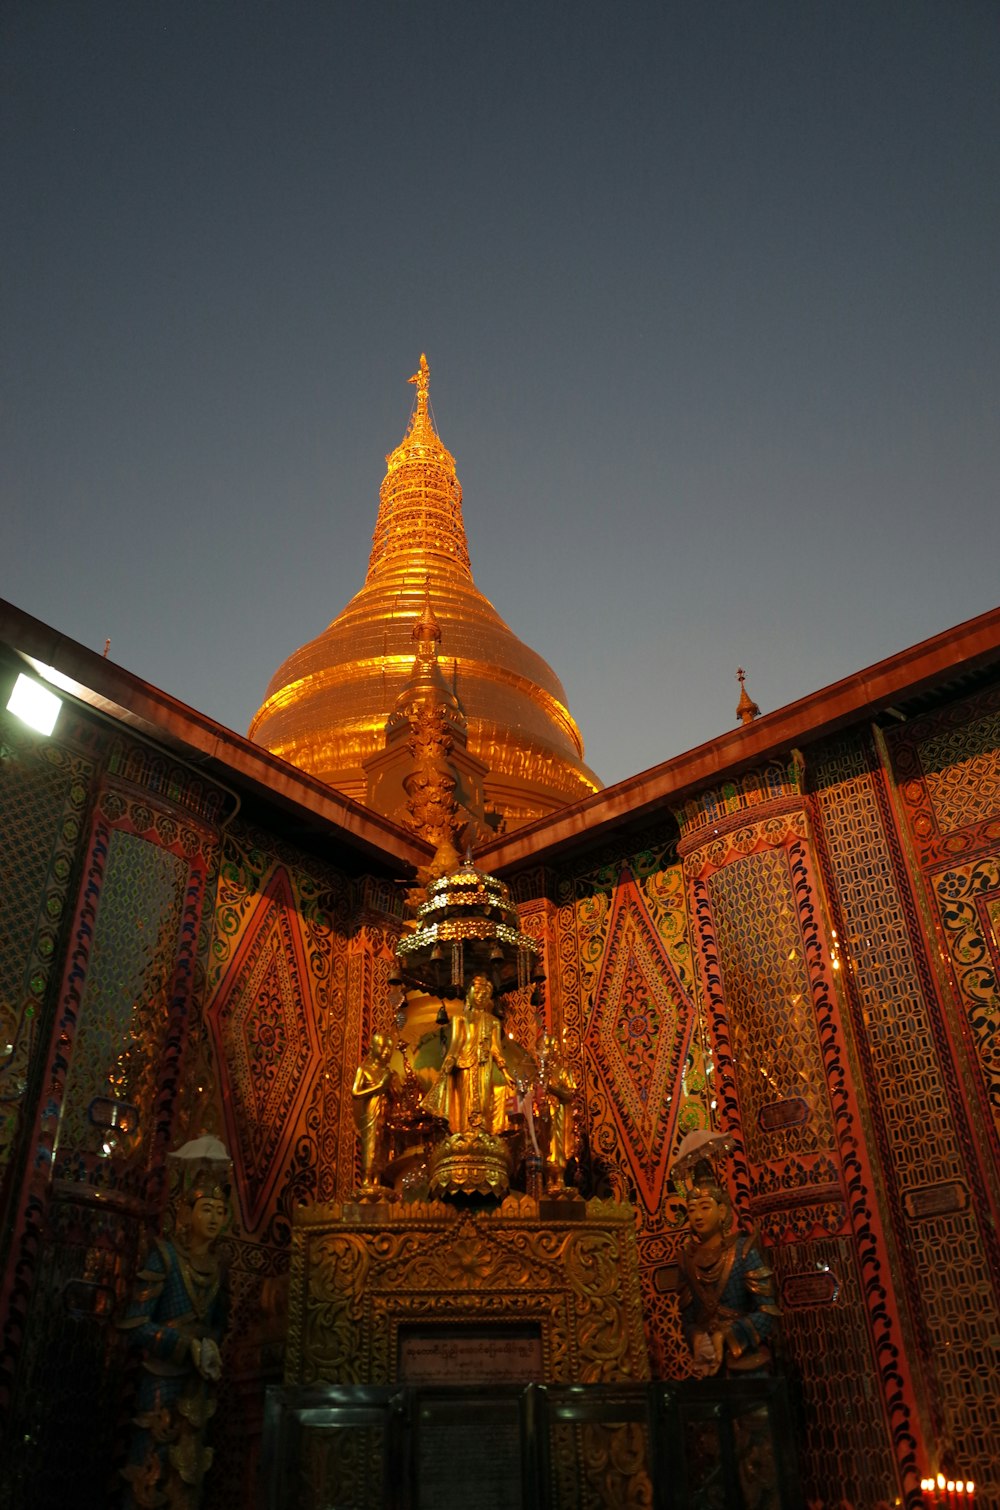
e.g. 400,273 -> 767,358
674,759 -> 928,1509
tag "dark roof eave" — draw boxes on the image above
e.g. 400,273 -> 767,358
0,598 -> 433,873
476,603 -> 1000,872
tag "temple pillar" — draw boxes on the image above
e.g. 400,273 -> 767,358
810,717 -> 1000,1498
675,759 -> 930,1509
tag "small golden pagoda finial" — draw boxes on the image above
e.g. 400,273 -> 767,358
413,575 -> 442,658
407,353 -> 431,418
736,667 -> 761,726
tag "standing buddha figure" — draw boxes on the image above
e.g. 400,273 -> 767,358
539,1033 -> 578,1190
351,1031 -> 396,1193
422,974 -> 514,1137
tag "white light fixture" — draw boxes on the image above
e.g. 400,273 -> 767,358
6,673 -> 62,736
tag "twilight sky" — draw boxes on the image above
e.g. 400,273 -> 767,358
3,2 -> 998,789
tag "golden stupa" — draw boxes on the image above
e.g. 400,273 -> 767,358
249,356 -> 601,827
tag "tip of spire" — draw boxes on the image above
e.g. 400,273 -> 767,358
407,353 -> 431,417
735,667 -> 762,725
369,354 -> 472,583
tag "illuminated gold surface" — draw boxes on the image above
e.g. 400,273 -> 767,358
428,1128 -> 511,1198
286,1197 -> 651,1386
249,356 -> 601,824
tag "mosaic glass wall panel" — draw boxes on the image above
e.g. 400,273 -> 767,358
912,710 -> 1000,835
207,828 -> 347,1230
0,742 -> 223,1503
209,865 -> 323,1230
811,732 -> 1000,1498
705,846 -> 833,1168
932,855 -> 1000,1144
0,717 -> 92,1185
56,827 -> 187,1170
200,821 -> 388,1510
889,686 -> 1000,868
2,1194 -> 135,1508
678,789 -> 931,1506
773,1237 -> 899,1504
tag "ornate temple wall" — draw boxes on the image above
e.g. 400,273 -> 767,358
197,826 -> 401,1502
0,698 -> 402,1509
674,762 -> 917,1506
508,825 -> 715,1380
809,693 -> 1000,1501
3,668 -> 999,1510
0,703 -> 228,1506
517,692 -> 1000,1510
510,812 -> 908,1505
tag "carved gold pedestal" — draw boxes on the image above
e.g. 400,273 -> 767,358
428,1128 -> 510,1199
286,1196 -> 650,1386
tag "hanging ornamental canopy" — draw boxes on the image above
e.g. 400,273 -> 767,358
396,857 -> 541,992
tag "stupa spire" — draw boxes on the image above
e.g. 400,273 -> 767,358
250,357 -> 601,826
408,353 -> 431,419
367,354 -> 472,583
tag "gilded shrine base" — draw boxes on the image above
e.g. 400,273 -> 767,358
428,1128 -> 511,1199
285,1196 -> 650,1387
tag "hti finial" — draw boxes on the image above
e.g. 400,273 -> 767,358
736,667 -> 761,726
407,353 -> 430,416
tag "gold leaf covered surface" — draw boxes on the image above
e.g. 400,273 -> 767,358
250,358 -> 600,823
286,1198 -> 649,1387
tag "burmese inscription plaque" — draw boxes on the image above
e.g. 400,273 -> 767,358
398,1323 -> 543,1385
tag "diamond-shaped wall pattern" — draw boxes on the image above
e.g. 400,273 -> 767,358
585,868 -> 693,1212
208,867 -> 321,1230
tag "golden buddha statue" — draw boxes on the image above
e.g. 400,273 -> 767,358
539,1033 -> 578,1191
350,1032 -> 396,1196
418,973 -> 520,1198
422,974 -> 514,1137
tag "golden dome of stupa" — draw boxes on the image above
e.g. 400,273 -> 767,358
248,356 -> 601,828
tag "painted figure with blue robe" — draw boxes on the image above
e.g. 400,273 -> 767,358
678,1162 -> 780,1377
119,1140 -> 230,1508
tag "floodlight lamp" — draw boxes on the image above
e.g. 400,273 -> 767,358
7,673 -> 62,736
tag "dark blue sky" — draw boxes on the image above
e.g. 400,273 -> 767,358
3,2 -> 998,787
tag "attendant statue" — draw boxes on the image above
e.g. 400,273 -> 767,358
351,1031 -> 396,1191
540,1033 -> 578,1189
423,973 -> 513,1135
119,1140 -> 231,1508
678,1163 -> 780,1377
